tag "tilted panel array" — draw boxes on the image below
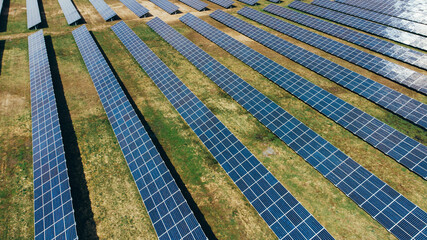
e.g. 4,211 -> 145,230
268,0 -> 280,3
337,0 -> 427,25
263,4 -> 427,71
212,8 -> 427,179
29,30 -> 78,240
205,0 -> 233,9
241,7 -> 427,94
57,0 -> 81,25
212,10 -> 427,130
113,20 -> 333,240
312,0 -> 427,37
180,13 -> 427,240
149,0 -> 179,14
120,0 -> 149,17
237,0 -> 258,6
27,0 -> 42,29
288,1 -> 427,51
179,0 -> 207,11
89,0 -> 117,21
72,25 -> 206,240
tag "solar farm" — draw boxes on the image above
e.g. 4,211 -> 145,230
0,0 -> 426,239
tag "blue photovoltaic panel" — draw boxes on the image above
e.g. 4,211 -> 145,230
312,0 -> 427,37
57,0 -> 82,25
211,8 -> 427,179
263,4 -> 427,71
288,1 -> 427,51
179,13 -> 427,240
72,25 -> 206,240
149,0 -> 179,14
206,0 -> 233,9
241,7 -> 427,95
120,0 -> 149,17
89,0 -> 117,21
27,0 -> 42,29
268,0 -> 280,3
337,0 -> 427,25
29,30 -> 78,240
211,10 -> 427,131
179,14 -> 427,240
237,0 -> 258,6
179,0 -> 207,11
112,20 -> 333,240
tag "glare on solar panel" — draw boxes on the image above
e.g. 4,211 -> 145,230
27,0 -> 42,29
89,0 -> 117,21
72,24 -> 206,240
57,0 -> 82,25
29,29 -> 78,240
263,4 -> 427,71
180,12 -> 427,240
288,1 -> 427,51
312,0 -> 427,37
112,19 -> 334,240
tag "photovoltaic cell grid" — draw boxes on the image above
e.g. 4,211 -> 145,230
29,30 -> 78,240
237,0 -> 258,6
149,0 -> 179,14
72,25 -> 206,240
27,0 -> 42,29
89,0 -> 117,21
211,8 -> 427,179
213,10 -> 427,131
57,0 -> 81,25
179,13 -> 427,240
120,0 -> 149,17
243,7 -> 427,95
337,0 -> 427,25
206,0 -> 233,9
178,0 -> 207,11
312,0 -> 427,37
288,1 -> 427,51
113,19 -> 333,240
263,4 -> 427,71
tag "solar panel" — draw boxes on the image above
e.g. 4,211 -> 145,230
29,30 -> 78,240
268,0 -> 280,3
120,0 -> 149,17
239,8 -> 427,95
57,0 -> 81,25
288,1 -> 427,51
337,0 -> 427,25
112,20 -> 333,240
72,25 -> 206,240
26,0 -> 42,29
149,0 -> 179,14
178,14 -> 427,240
237,0 -> 258,6
178,0 -> 207,11
312,0 -> 427,37
89,0 -> 117,21
211,10 -> 427,131
205,0 -> 233,9
212,8 -> 427,179
263,4 -> 427,71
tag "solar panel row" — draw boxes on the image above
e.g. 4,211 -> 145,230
72,24 -> 206,240
237,0 -> 258,6
29,30 -> 78,240
89,0 -> 117,21
241,7 -> 427,95
263,4 -> 427,71
150,0 -> 179,14
178,0 -> 207,11
267,0 -> 280,3
179,13 -> 427,240
27,0 -> 42,29
337,0 -> 427,25
57,0 -> 81,25
288,1 -> 427,51
120,0 -> 149,17
114,19 -> 334,240
210,8 -> 427,179
312,0 -> 427,37
205,0 -> 233,9
213,9 -> 427,131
